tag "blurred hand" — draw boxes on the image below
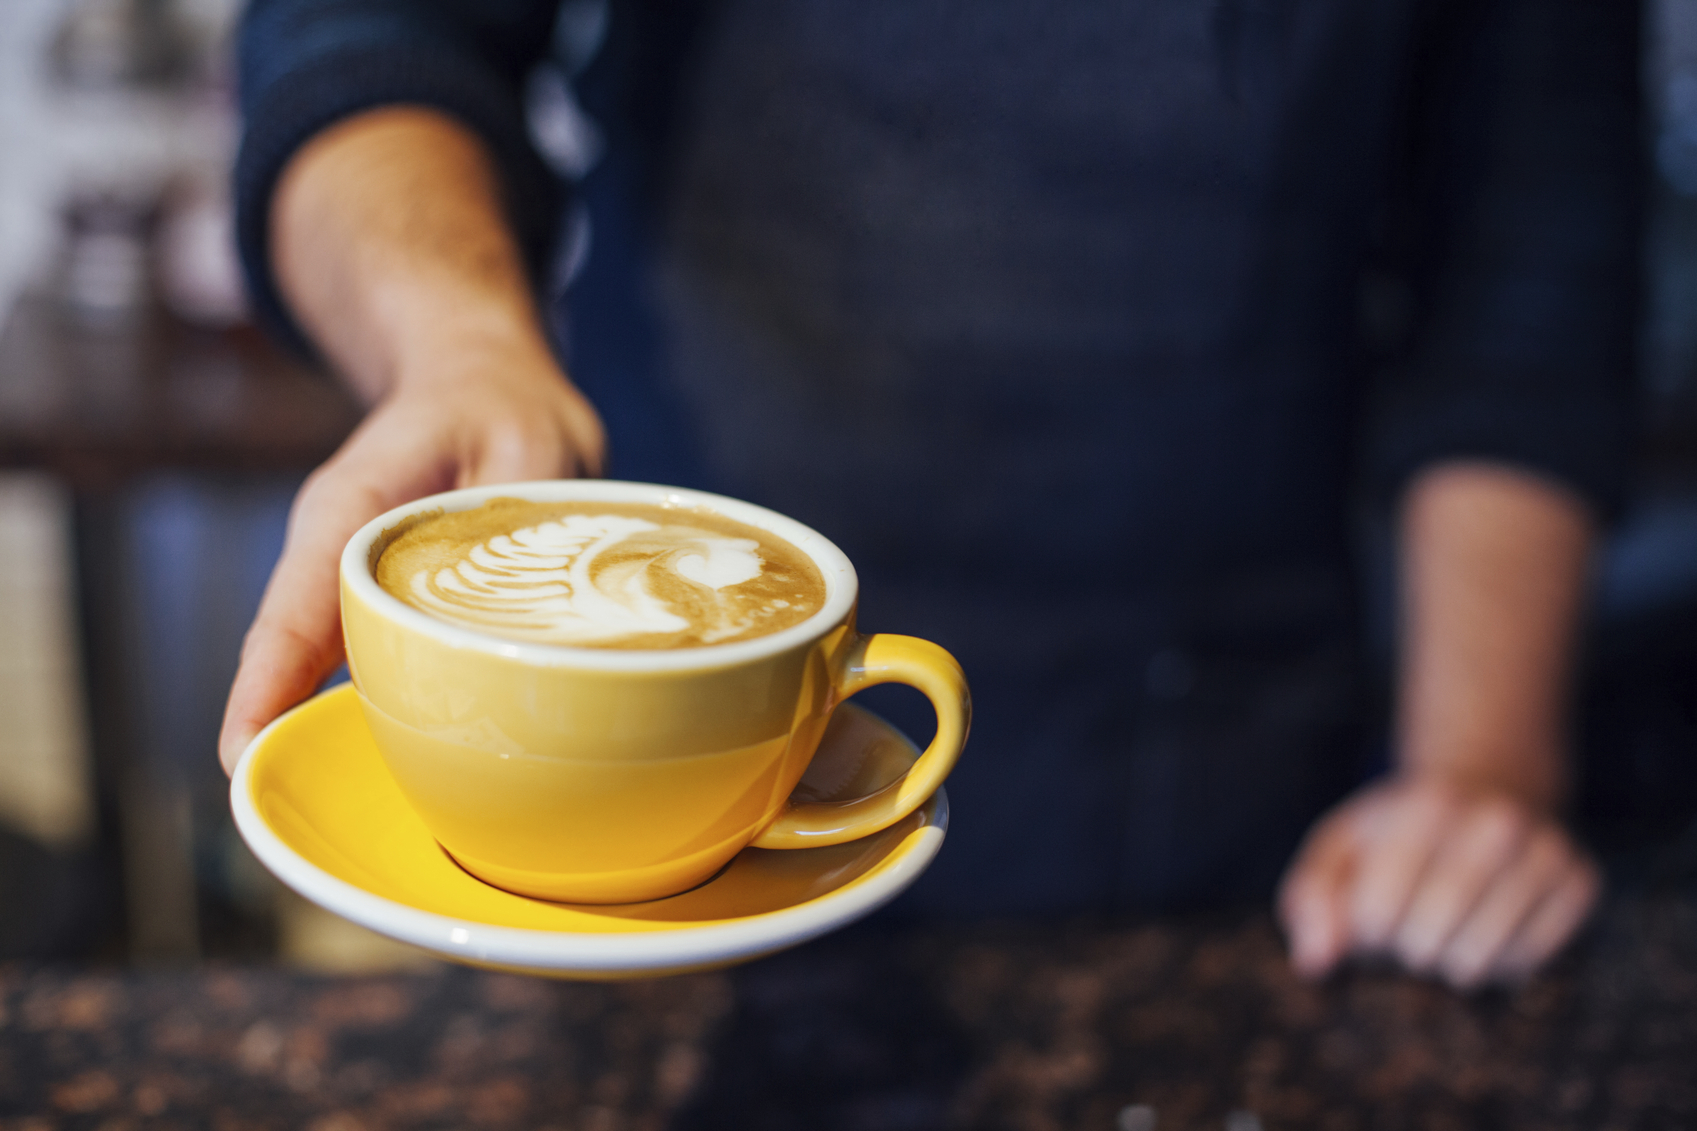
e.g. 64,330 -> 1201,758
1278,775 -> 1600,989
216,340 -> 604,774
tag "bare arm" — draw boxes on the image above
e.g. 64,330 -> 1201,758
1395,462 -> 1588,804
219,106 -> 605,772
1280,462 -> 1602,987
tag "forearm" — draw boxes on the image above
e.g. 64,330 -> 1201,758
1394,461 -> 1595,809
272,106 -> 554,404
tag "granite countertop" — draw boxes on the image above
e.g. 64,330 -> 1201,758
2,896 -> 1695,1129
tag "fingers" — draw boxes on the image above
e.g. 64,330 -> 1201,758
1401,806 -> 1597,989
218,460 -> 396,773
463,414 -> 591,486
1283,779 -> 1601,990
1348,784 -> 1448,951
1498,856 -> 1599,977
1279,797 -> 1374,979
1391,796 -> 1528,972
219,607 -> 344,775
457,378 -> 607,486
1442,836 -> 1599,987
557,385 -> 608,477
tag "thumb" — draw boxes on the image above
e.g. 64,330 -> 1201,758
219,601 -> 343,775
1278,813 -> 1360,979
218,460 -> 390,773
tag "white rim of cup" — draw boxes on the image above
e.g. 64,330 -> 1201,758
340,480 -> 861,672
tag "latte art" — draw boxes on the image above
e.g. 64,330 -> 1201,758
375,499 -> 826,649
411,514 -> 758,643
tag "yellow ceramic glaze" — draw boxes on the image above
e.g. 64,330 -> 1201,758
339,481 -> 970,904
244,683 -> 941,972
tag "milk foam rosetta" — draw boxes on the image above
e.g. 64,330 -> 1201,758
374,499 -> 827,649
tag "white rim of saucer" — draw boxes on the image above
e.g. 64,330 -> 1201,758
341,480 -> 861,672
229,698 -> 948,975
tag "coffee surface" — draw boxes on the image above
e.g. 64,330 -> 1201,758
375,498 -> 827,648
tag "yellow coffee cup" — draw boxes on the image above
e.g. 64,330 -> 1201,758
340,480 -> 969,904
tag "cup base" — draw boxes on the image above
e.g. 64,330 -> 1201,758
443,836 -> 747,905
443,843 -> 738,906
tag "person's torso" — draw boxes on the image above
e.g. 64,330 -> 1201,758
619,0 -> 1420,586
565,0 -> 1415,910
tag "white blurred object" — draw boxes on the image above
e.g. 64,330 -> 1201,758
50,0 -> 193,90
0,0 -> 245,332
157,175 -> 246,326
527,64 -> 604,181
56,189 -> 158,324
0,473 -> 95,851
1117,1105 -> 1157,1131
0,0 -> 74,329
525,0 -> 609,180
1654,0 -> 1697,194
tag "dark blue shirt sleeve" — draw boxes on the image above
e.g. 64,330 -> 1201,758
235,0 -> 562,359
1371,0 -> 1643,519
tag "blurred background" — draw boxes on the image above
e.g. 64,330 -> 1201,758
0,0 -> 386,969
0,0 -> 1696,972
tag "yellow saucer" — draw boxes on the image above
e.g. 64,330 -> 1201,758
231,684 -> 947,979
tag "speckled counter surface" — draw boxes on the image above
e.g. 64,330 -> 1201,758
2,897 -> 1695,1130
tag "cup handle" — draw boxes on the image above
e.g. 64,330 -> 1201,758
750,633 -> 970,849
